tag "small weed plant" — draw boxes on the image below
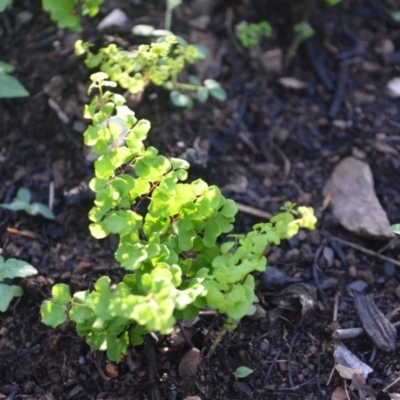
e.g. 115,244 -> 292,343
285,21 -> 315,65
41,72 -> 316,362
75,35 -> 226,108
2,1 -> 224,107
235,21 -> 273,49
0,256 -> 37,311
0,187 -> 55,219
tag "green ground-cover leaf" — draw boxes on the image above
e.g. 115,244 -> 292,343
40,301 -> 67,327
0,257 -> 38,280
51,284 -> 71,305
0,71 -> 29,98
234,366 -> 254,379
0,0 -> 12,12
391,224 -> 400,235
0,284 -> 18,312
27,203 -> 55,219
69,305 -> 93,324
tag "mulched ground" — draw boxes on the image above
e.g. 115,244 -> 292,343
1,0 -> 400,399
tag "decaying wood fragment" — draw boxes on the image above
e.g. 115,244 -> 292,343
354,293 -> 397,352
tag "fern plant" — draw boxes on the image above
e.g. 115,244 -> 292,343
41,72 -> 316,362
75,35 -> 226,108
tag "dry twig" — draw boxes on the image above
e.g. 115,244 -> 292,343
328,234 -> 400,268
236,202 -> 272,219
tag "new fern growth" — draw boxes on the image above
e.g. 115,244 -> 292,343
75,35 -> 226,108
41,72 -> 316,362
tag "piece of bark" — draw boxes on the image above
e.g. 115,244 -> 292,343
354,293 -> 397,352
265,283 -> 317,324
334,341 -> 373,381
323,157 -> 394,239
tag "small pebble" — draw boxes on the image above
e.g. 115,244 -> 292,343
286,248 -> 300,259
278,360 -> 287,372
323,246 -> 335,267
338,300 -> 349,312
347,280 -> 368,293
348,265 -> 357,278
357,269 -> 375,284
384,261 -> 395,277
387,77 -> 400,97
375,276 -> 386,285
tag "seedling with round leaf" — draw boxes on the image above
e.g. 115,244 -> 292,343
0,187 -> 55,219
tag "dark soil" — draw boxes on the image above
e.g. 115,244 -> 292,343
1,0 -> 400,399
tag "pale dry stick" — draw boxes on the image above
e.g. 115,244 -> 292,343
328,234 -> 400,268
382,375 -> 400,393
333,321 -> 400,341
236,202 -> 272,219
326,365 -> 336,386
49,181 -> 55,211
333,327 -> 364,340
333,292 -> 340,322
377,237 -> 399,254
344,380 -> 351,400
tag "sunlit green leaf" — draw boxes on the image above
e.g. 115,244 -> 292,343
170,91 -> 193,108
391,224 -> 400,235
203,79 -> 226,101
0,284 -> 15,312
16,188 -> 31,202
197,87 -> 209,103
28,203 -> 55,219
51,284 -> 71,305
234,366 -> 254,379
40,301 -> 67,328
0,72 -> 29,98
0,258 -> 37,280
